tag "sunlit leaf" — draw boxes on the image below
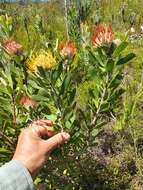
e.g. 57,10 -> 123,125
113,41 -> 128,57
116,53 -> 136,65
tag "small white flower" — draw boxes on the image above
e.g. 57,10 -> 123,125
130,27 -> 135,33
45,42 -> 49,48
141,25 -> 143,33
113,38 -> 121,46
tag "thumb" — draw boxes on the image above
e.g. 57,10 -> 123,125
43,132 -> 70,153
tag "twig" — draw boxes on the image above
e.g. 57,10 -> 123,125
91,85 -> 106,127
48,78 -> 64,132
12,93 -> 17,129
49,80 -> 62,113
91,74 -> 109,127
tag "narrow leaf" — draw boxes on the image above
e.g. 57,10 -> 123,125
113,41 -> 128,57
116,53 -> 136,65
60,75 -> 71,95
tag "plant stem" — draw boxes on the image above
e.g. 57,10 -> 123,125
49,79 -> 62,113
12,93 -> 17,129
91,76 -> 108,127
64,0 -> 70,40
48,78 -> 64,132
91,86 -> 106,127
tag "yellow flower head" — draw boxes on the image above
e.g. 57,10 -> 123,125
27,50 -> 56,72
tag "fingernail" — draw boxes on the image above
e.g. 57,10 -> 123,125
62,132 -> 70,141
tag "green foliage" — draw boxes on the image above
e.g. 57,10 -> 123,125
0,1 -> 143,190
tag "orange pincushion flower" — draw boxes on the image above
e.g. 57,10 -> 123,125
59,41 -> 77,58
3,37 -> 22,55
20,96 -> 38,108
91,24 -> 114,48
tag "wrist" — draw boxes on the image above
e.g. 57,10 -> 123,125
12,155 -> 45,178
12,156 -> 34,177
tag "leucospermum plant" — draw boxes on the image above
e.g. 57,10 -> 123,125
80,23 -> 136,144
0,16 -> 136,159
28,41 -> 77,134
25,23 -> 136,147
0,14 -> 137,189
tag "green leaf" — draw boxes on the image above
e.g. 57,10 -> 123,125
64,184 -> 74,190
92,99 -> 99,108
29,80 -> 42,90
5,66 -> 13,89
116,53 -> 136,65
34,75 -> 47,87
89,49 -> 104,68
0,110 -> 11,119
52,63 -> 63,83
109,74 -> 123,89
91,128 -> 101,137
32,94 -> 49,102
91,122 -> 106,136
46,114 -> 57,121
0,85 -> 11,97
106,59 -> 114,72
59,74 -> 71,95
34,177 -> 43,186
108,88 -> 125,102
113,41 -> 128,57
69,88 -> 76,104
0,148 -> 11,154
96,121 -> 107,128
0,97 -> 10,104
100,102 -> 110,112
37,67 -> 47,78
114,119 -> 124,131
0,103 -> 13,114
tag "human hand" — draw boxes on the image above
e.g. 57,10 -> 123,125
12,119 -> 70,178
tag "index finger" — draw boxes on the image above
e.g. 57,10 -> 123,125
30,124 -> 55,139
32,119 -> 53,126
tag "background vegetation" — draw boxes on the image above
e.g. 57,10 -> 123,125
0,0 -> 143,190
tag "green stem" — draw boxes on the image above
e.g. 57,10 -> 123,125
91,75 -> 108,127
49,79 -> 62,113
48,77 -> 64,132
64,0 -> 70,40
12,93 -> 17,129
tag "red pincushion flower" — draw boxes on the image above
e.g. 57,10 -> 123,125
3,37 -> 22,55
59,41 -> 77,58
91,24 -> 114,48
20,96 -> 38,108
